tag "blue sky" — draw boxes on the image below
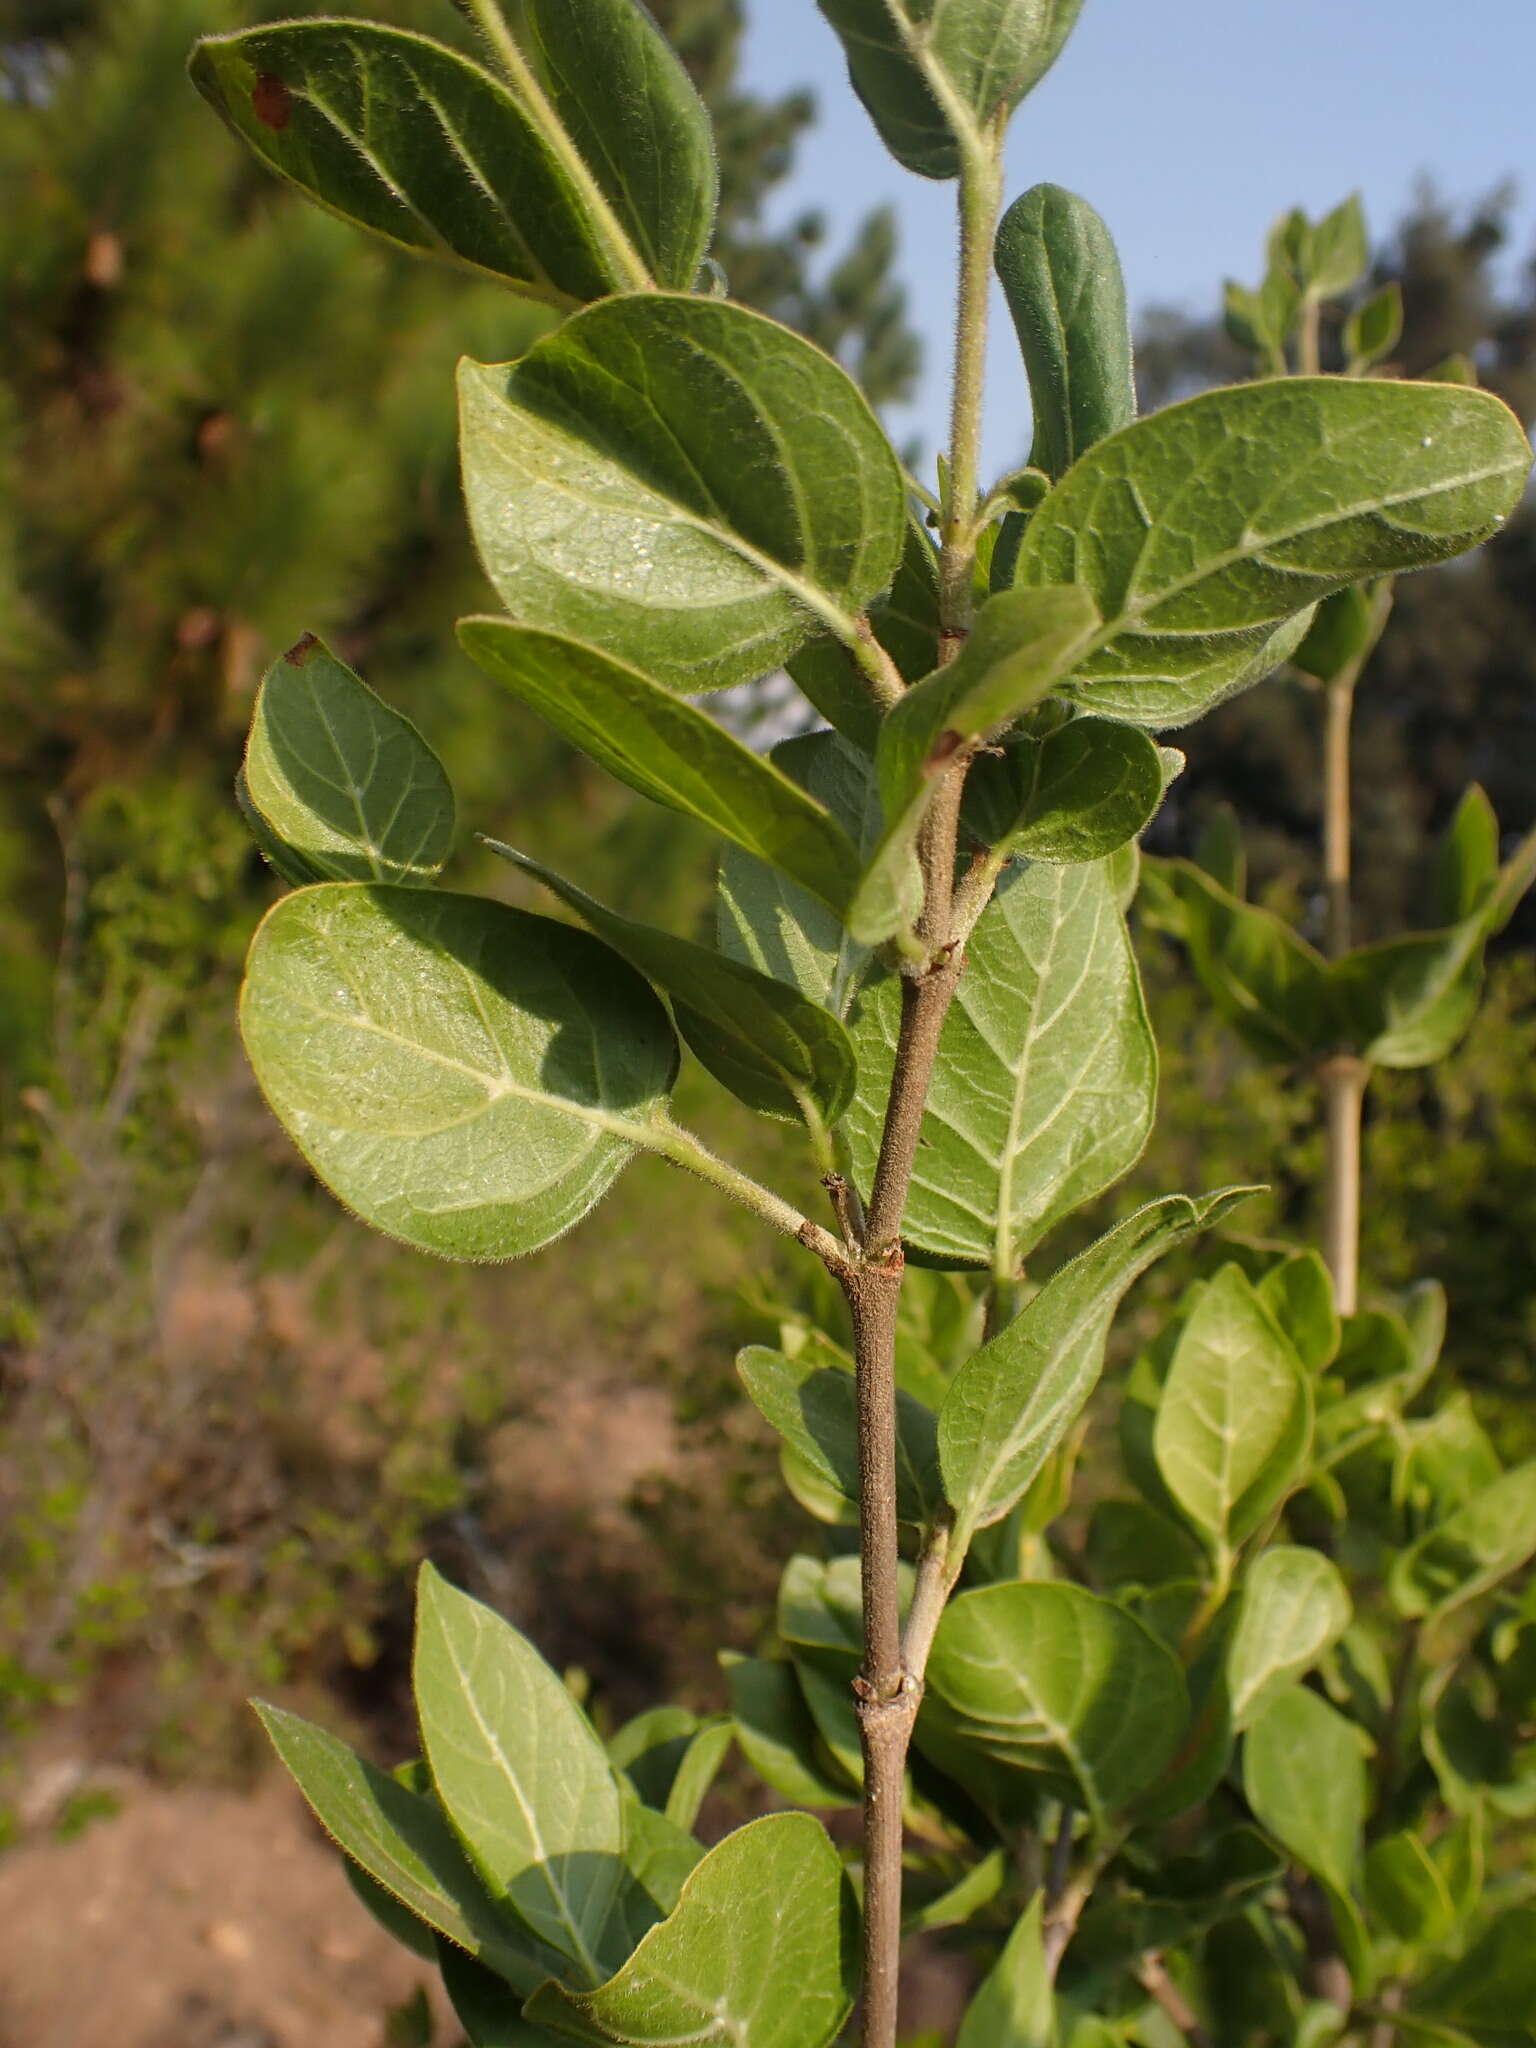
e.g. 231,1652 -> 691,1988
738,0 -> 1536,474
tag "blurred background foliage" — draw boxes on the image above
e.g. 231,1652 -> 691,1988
1,0 -> 1534,1877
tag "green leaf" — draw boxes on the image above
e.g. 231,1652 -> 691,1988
1153,1265 -> 1312,1552
956,1893 -> 1055,2048
852,585 -> 1101,942
240,886 -> 678,1261
190,21 -> 627,305
1242,1684 -> 1368,1896
606,1712 -> 731,1836
1390,1462 -> 1536,1622
1256,1251 -> 1340,1372
1290,584 -> 1382,685
604,1806 -> 706,1960
1223,275 -> 1298,375
489,847 -> 857,1128
1309,194 -> 1370,298
254,1704 -> 550,1994
902,1847 -> 1008,1936
789,512 -> 941,751
242,635 -> 454,887
1331,824 -> 1536,1067
345,1857 -> 440,1960
1434,786 -> 1500,926
517,0 -> 717,289
721,1655 -> 856,1810
738,1345 -> 942,1526
816,0 -> 1085,180
1412,1908 -> 1536,2033
1363,1831 -> 1455,1949
927,1582 -> 1189,1825
1084,1498 -> 1205,1591
1345,283 -> 1404,374
963,716 -> 1173,865
1227,1548 -> 1353,1732
716,732 -> 877,1019
236,763 -> 329,888
458,296 -> 905,694
459,624 -> 862,921
523,1815 -> 856,2047
1140,858 -> 1333,1063
996,184 -> 1136,481
1009,377 -> 1532,727
939,1191 -> 1255,1542
844,858 -> 1159,1271
414,1565 -> 624,1980
440,1944 -> 566,2045
778,1554 -> 876,1672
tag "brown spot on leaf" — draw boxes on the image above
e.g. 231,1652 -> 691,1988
284,632 -> 320,668
923,729 -> 966,774
251,73 -> 292,130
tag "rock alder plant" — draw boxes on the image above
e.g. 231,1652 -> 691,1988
193,4 -> 1536,2043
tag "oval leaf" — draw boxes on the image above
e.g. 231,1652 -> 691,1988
927,1582 -> 1189,1824
1227,1548 -> 1353,1732
817,0 -> 1085,180
414,1566 -> 624,1979
1390,1462 -> 1536,1623
491,846 -> 858,1127
240,885 -> 679,1261
190,21 -> 626,304
722,1655 -> 857,1810
1012,378 -> 1532,726
459,295 -> 906,693
243,634 -> 454,886
964,715 -> 1172,864
459,624 -> 863,921
996,183 -> 1136,480
1243,1684 -> 1368,1897
956,1894 -> 1054,2048
845,857 -> 1157,1270
519,0 -> 717,288
939,1190 -> 1254,1541
523,1814 -> 856,2048
738,1344 -> 942,1526
1153,1265 -> 1312,1552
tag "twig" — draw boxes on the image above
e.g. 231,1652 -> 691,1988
1137,1954 -> 1215,2048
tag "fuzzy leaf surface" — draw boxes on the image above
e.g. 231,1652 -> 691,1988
965,716 -> 1172,865
254,1704 -> 549,1994
845,859 -> 1157,1270
738,1345 -> 942,1525
491,848 -> 857,1126
1010,378 -> 1532,726
243,636 -> 453,886
996,183 -> 1135,480
440,1945 -> 566,2045
940,1191 -> 1254,1540
240,886 -> 677,1261
461,626 -> 862,920
459,297 -> 905,693
1154,1266 -> 1312,1550
816,0 -> 1085,179
1227,1548 -> 1353,1731
522,1815 -> 855,2047
414,1566 -> 623,1979
190,22 -> 625,303
519,0 -> 716,288
927,1582 -> 1189,1824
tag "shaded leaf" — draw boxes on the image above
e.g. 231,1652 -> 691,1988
1363,1831 -> 1455,1949
940,1191 -> 1254,1542
996,183 -> 1135,481
523,1815 -> 856,2047
459,296 -> 905,693
243,636 -> 453,886
490,847 -> 857,1127
191,21 -> 626,304
1391,1462 -> 1536,1622
927,1581 -> 1189,1824
721,1655 -> 856,1810
738,1345 -> 942,1525
789,512 -> 940,751
1411,1908 -> 1536,2033
414,1565 -> 623,1980
1345,283 -> 1404,375
1243,1684 -> 1368,1896
439,1944 -> 567,2046
460,624 -> 862,920
844,859 -> 1158,1270
1010,378 -> 1532,726
1256,1251 -> 1340,1373
240,886 -> 678,1261
964,716 -> 1172,865
956,1893 -> 1055,2048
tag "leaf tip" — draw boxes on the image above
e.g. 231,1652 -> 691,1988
282,630 -> 321,669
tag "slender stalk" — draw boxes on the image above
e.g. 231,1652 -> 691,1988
463,0 -> 655,293
650,1117 -> 845,1267
1298,293 -> 1322,377
851,131 -> 1005,2048
1319,665 -> 1365,1315
1137,1955 -> 1215,2048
